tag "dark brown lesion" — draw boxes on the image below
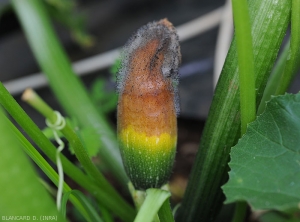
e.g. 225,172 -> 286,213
118,36 -> 177,138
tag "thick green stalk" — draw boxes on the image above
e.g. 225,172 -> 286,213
231,0 -> 256,220
276,0 -> 300,95
11,0 -> 128,186
134,189 -> 172,222
232,0 -> 256,134
257,40 -> 290,114
0,83 -> 135,222
177,1 -> 291,221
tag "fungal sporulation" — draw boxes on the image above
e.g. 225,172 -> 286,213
117,19 -> 181,190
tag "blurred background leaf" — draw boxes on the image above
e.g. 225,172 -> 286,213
45,0 -> 94,48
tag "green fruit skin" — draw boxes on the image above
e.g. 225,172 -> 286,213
119,140 -> 176,190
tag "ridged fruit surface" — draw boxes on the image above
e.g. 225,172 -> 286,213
117,19 -> 180,190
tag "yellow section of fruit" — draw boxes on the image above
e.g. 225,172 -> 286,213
119,125 -> 176,153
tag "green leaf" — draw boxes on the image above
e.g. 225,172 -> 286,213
79,127 -> 102,157
223,93 -> 300,212
45,0 -> 94,47
0,107 -> 63,220
90,78 -> 118,115
43,125 -> 63,140
5,115 -> 91,221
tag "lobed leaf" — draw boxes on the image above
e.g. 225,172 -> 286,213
223,93 -> 300,212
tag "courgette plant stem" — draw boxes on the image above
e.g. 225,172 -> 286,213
22,88 -> 130,217
231,0 -> 256,220
4,116 -> 90,221
0,83 -> 135,222
134,189 -> 173,222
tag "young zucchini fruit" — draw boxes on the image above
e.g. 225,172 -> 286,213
117,19 -> 181,190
